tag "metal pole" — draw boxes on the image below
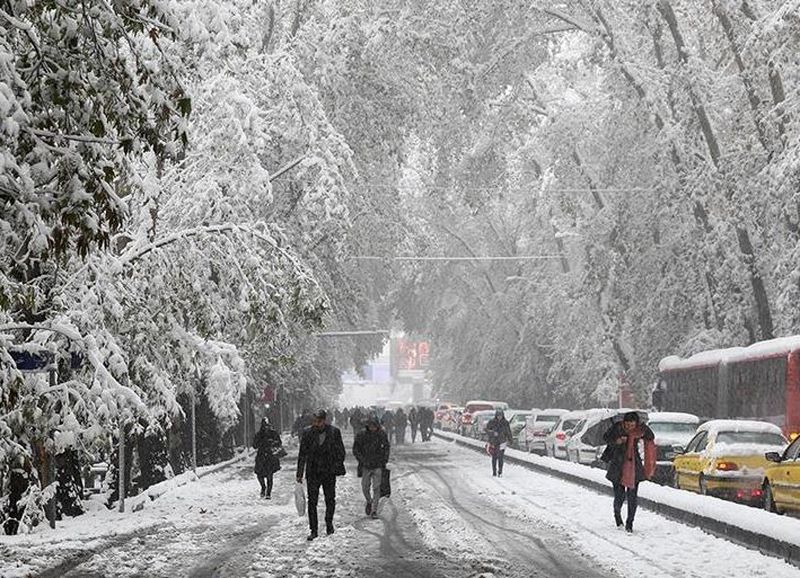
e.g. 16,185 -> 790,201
191,383 -> 197,474
48,368 -> 57,529
118,421 -> 125,513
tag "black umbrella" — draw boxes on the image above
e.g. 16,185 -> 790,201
581,410 -> 649,448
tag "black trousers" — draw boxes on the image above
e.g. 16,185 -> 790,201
257,474 -> 273,496
492,450 -> 505,475
307,475 -> 336,532
410,424 -> 418,443
613,482 -> 638,522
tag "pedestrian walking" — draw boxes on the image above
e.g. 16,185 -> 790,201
485,410 -> 513,477
394,408 -> 408,445
602,412 -> 656,533
408,407 -> 419,443
381,410 -> 395,442
419,407 -> 433,441
253,417 -> 283,499
350,408 -> 363,436
353,415 -> 390,519
297,410 -> 346,541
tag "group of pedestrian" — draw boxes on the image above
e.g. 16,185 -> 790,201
482,409 -> 656,533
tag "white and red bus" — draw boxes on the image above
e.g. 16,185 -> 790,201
657,336 -> 800,439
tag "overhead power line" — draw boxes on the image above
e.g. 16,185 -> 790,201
349,255 -> 562,262
313,330 -> 390,337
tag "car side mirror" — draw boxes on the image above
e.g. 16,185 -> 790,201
673,445 -> 685,455
765,451 -> 782,463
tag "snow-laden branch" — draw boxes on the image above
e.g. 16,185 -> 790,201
0,323 -> 146,414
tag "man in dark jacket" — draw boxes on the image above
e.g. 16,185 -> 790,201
419,407 -> 433,441
297,410 -> 346,541
408,407 -> 419,443
394,409 -> 408,445
602,412 -> 655,533
485,410 -> 513,477
253,417 -> 283,499
352,416 -> 390,518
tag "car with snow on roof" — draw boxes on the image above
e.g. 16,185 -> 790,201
763,434 -> 800,514
647,412 -> 700,485
468,410 -> 498,440
440,406 -> 464,433
565,409 -> 628,466
509,409 -> 536,448
673,419 -> 787,503
458,400 -> 509,436
522,409 -> 569,454
545,410 -> 585,459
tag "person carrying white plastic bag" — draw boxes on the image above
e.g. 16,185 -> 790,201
294,480 -> 306,516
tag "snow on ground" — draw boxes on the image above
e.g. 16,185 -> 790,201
2,434 -> 799,577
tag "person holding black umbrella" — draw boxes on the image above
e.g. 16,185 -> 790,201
602,411 -> 655,533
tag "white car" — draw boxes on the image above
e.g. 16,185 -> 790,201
648,412 -> 699,484
566,409 -> 621,465
523,409 -> 569,454
545,411 -> 586,459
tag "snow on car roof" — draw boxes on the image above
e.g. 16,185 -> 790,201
536,408 -> 569,416
659,335 -> 800,372
561,410 -> 587,420
648,412 -> 699,424
698,419 -> 784,436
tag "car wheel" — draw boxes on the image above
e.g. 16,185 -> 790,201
699,474 -> 708,496
763,483 -> 781,515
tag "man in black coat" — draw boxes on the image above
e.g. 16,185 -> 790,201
353,415 -> 390,518
297,410 -> 346,540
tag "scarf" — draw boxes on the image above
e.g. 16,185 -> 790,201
621,425 -> 657,489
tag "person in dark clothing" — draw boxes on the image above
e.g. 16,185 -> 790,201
253,417 -> 283,499
602,412 -> 656,533
408,407 -> 419,443
349,409 -> 363,436
353,415 -> 391,518
381,410 -> 394,442
419,407 -> 433,442
485,410 -> 513,477
394,409 -> 408,445
297,410 -> 346,541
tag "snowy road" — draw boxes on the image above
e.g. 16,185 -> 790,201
3,436 -> 800,577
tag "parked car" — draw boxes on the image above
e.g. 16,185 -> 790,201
468,410 -> 497,440
647,412 -> 700,485
459,400 -> 509,436
673,419 -> 787,503
440,407 -> 464,432
763,434 -> 800,514
509,410 -> 536,448
434,402 -> 457,429
545,411 -> 585,459
565,409 -> 620,465
523,409 -> 568,454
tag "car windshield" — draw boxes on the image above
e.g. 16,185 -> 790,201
650,422 -> 697,435
537,415 -> 561,423
715,431 -> 785,446
467,404 -> 494,413
511,414 -> 529,424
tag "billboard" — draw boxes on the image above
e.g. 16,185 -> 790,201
393,339 -> 430,378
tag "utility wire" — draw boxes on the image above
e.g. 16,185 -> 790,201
349,255 -> 562,262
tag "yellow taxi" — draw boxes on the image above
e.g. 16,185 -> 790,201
672,419 -> 787,503
763,434 -> 800,514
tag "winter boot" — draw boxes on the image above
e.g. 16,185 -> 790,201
625,520 -> 633,533
614,512 -> 623,528
307,531 -> 318,541
326,523 -> 335,536
259,487 -> 266,499
365,501 -> 372,516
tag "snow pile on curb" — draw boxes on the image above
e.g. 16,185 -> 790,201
435,430 -> 800,550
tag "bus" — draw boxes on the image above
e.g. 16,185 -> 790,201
657,336 -> 800,439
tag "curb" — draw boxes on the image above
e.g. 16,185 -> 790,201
434,431 -> 800,568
